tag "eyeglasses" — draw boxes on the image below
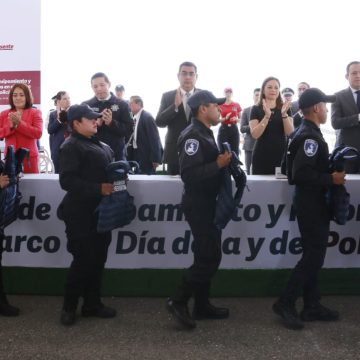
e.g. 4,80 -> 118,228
179,71 -> 196,77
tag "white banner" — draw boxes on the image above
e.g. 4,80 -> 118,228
2,174 -> 360,269
0,0 -> 41,109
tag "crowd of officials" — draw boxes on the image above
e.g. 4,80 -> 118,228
0,60 -> 359,331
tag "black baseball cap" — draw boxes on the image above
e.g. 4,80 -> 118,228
187,90 -> 225,110
67,104 -> 102,122
299,88 -> 336,110
115,84 -> 125,92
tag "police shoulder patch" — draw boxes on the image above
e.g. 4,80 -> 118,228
185,139 -> 199,156
304,139 -> 318,157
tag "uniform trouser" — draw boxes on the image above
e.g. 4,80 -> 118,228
244,150 -> 253,174
63,229 -> 111,312
172,195 -> 222,305
0,236 -> 5,301
217,125 -> 240,156
280,188 -> 329,307
0,232 -> 9,304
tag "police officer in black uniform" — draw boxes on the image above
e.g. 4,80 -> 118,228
83,72 -> 133,161
0,175 -> 19,317
58,104 -> 116,326
166,90 -> 232,329
273,88 -> 346,329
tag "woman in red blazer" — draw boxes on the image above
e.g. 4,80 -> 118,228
0,84 -> 43,173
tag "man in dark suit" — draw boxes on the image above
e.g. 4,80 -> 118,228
128,96 -> 163,174
155,61 -> 200,175
240,88 -> 260,174
82,72 -> 133,161
331,61 -> 360,173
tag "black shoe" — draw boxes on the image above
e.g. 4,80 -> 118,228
81,305 -> 116,318
166,298 -> 196,329
0,302 -> 20,317
60,310 -> 76,326
272,300 -> 304,330
300,303 -> 339,322
193,303 -> 229,320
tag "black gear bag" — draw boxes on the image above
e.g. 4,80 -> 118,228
215,142 -> 247,230
96,160 -> 139,233
0,145 -> 29,229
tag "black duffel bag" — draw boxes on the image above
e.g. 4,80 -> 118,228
96,160 -> 138,233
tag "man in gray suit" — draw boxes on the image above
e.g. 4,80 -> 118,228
155,61 -> 200,175
331,61 -> 360,173
240,88 -> 260,174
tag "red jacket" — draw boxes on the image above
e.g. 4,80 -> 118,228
0,107 -> 43,173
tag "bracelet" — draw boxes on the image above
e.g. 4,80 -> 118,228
282,115 -> 288,119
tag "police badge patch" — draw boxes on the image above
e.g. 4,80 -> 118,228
185,139 -> 199,156
111,104 -> 119,112
304,139 -> 318,157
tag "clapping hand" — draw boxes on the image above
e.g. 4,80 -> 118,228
102,108 -> 113,126
281,99 -> 292,116
8,111 -> 21,129
262,100 -> 272,119
174,88 -> 183,110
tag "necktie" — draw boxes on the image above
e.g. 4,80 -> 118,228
356,90 -> 360,112
133,116 -> 137,148
184,92 -> 191,120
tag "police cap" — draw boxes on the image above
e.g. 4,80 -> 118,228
115,84 -> 125,92
187,90 -> 225,110
299,88 -> 336,110
67,104 -> 102,122
281,87 -> 295,97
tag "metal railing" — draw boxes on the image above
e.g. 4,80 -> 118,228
38,146 -> 54,174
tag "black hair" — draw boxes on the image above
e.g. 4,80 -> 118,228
298,82 -> 310,89
52,91 -> 67,106
9,84 -> 33,110
346,61 -> 360,75
91,72 -> 110,84
191,103 -> 211,117
178,61 -> 197,73
59,110 -> 69,124
130,95 -> 143,108
301,107 -> 312,116
257,76 -> 283,109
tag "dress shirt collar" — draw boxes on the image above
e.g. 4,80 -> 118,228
133,108 -> 143,122
96,93 -> 112,102
180,88 -> 195,97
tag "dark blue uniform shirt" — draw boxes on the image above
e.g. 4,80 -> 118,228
290,119 -> 332,189
177,118 -> 222,199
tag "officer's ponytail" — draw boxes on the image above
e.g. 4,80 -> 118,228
58,110 -> 73,131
